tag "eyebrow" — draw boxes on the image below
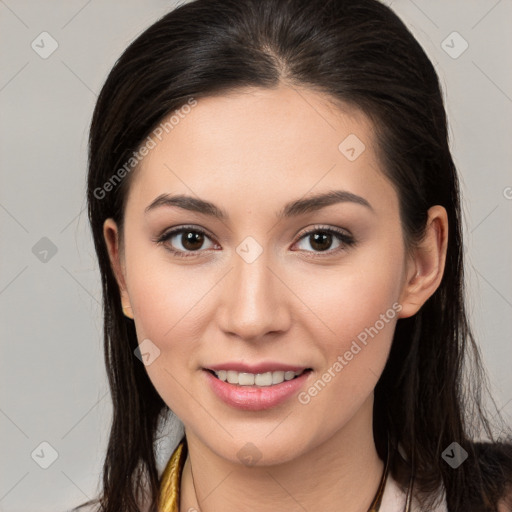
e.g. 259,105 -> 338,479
144,190 -> 374,219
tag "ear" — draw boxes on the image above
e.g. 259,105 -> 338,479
397,205 -> 449,319
103,218 -> 133,319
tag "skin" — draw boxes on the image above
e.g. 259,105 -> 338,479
104,84 -> 448,511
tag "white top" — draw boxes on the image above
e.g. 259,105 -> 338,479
380,473 -> 448,512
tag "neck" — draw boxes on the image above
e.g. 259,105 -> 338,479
179,395 -> 385,512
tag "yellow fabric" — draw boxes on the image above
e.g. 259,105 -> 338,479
158,438 -> 187,512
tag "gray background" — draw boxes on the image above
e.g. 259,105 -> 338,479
0,1 -> 511,510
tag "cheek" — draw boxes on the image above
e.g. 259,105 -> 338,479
290,244 -> 404,408
294,268 -> 401,430
294,246 -> 404,349
124,257 -> 219,408
127,275 -> 199,417
124,226 -> 215,339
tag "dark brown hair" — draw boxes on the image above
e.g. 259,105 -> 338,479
79,0 -> 512,510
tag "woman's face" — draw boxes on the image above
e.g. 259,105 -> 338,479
105,85 -> 418,465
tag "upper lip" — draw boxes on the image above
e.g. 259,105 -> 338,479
205,362 -> 311,374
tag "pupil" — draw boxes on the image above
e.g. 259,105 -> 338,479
311,232 -> 331,251
182,231 -> 204,250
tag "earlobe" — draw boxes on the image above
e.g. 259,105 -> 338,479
398,205 -> 449,319
103,218 -> 134,319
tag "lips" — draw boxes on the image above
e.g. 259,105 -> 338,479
202,361 -> 313,409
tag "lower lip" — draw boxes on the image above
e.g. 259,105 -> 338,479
204,370 -> 312,411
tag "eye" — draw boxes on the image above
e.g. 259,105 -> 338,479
154,224 -> 356,259
293,225 -> 356,255
155,226 -> 217,258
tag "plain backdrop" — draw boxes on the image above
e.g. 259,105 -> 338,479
0,1 -> 511,510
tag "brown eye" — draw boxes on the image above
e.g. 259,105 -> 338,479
180,230 -> 206,251
308,232 -> 334,252
294,226 -> 355,255
157,226 -> 216,257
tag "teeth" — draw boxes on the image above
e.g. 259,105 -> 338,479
272,371 -> 284,384
239,372 -> 255,385
213,369 -> 306,386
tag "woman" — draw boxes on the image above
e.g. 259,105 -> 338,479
75,0 -> 512,510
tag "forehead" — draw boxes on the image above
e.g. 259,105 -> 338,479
124,84 -> 397,218
143,84 -> 373,168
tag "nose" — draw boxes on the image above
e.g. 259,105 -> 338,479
216,249 -> 292,342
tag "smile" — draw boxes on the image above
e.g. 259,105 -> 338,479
204,368 -> 313,411
209,369 -> 310,387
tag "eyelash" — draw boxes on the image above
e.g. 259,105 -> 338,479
154,224 -> 356,259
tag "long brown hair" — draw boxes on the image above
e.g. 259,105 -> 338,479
78,0 -> 512,510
